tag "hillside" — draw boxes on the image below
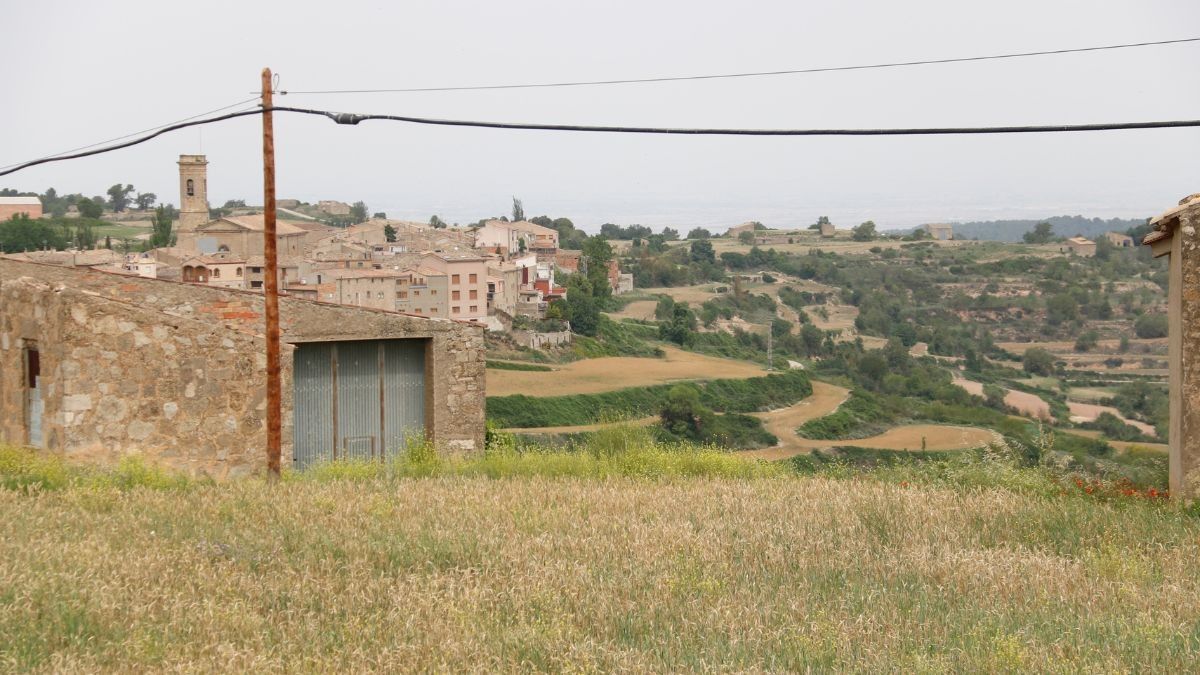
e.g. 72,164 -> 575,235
1,447 -> 1194,671
928,215 -> 1148,242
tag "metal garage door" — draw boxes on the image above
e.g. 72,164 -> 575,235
292,339 -> 426,469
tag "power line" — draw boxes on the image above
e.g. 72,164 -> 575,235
280,37 -> 1200,95
0,96 -> 262,172
0,109 -> 263,178
278,105 -> 1200,136
4,104 -> 1200,178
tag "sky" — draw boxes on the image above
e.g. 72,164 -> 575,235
3,0 -> 1199,232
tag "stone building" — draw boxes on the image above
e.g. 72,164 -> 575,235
820,221 -> 836,237
176,155 -> 209,245
318,200 -> 351,216
725,222 -> 758,239
1143,193 -> 1200,498
1060,236 -> 1097,257
474,220 -> 558,257
190,215 -> 307,260
1104,231 -> 1134,248
923,223 -> 953,241
0,196 -> 43,221
0,258 -> 485,478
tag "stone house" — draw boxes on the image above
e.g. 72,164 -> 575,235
820,221 -> 836,237
1060,236 -> 1097,257
923,223 -> 953,241
0,196 -> 43,221
1142,193 -> 1200,498
190,215 -> 307,260
1104,231 -> 1134,248
725,222 -> 758,239
0,258 -> 485,477
317,200 -> 351,216
474,220 -> 558,257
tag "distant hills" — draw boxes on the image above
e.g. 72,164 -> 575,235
907,215 -> 1149,242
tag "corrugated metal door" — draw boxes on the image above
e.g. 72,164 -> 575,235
292,339 -> 426,470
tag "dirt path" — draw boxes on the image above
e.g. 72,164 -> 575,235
1066,402 -> 1157,436
952,378 -> 1051,420
752,381 -> 851,441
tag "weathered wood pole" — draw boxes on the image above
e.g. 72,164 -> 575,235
261,67 -> 282,479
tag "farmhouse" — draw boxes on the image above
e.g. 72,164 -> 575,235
725,222 -> 758,238
820,221 -> 836,237
0,196 -> 43,221
0,258 -> 485,478
1142,193 -> 1200,498
923,223 -> 953,241
1104,231 -> 1134,248
1060,236 -> 1097,257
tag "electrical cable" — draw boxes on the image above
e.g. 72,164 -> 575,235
0,109 -> 263,178
0,96 -> 262,172
279,37 -> 1200,95
4,105 -> 1200,179
275,105 -> 1200,136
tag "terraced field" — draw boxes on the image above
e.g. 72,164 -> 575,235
486,347 -> 764,397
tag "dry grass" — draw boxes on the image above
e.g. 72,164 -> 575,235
486,347 -> 764,397
2,470 -> 1198,671
744,424 -> 998,461
639,285 -> 722,304
606,300 -> 658,321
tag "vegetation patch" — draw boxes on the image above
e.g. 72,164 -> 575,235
487,370 -> 812,428
485,360 -> 554,372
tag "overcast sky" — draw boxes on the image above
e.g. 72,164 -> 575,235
3,0 -> 1198,231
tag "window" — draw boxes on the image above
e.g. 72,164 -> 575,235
431,307 -> 438,313
414,290 -> 421,296
398,291 -> 408,299
452,306 -> 460,314
469,305 -> 478,313
211,268 -> 220,278
186,179 -> 194,196
431,290 -> 437,295
469,273 -> 478,283
251,281 -> 263,289
469,289 -> 478,300
236,267 -> 243,277
452,290 -> 460,300
452,274 -> 461,284
377,292 -> 384,299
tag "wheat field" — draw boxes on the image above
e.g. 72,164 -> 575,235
2,473 -> 1198,671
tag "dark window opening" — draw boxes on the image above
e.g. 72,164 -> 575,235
25,346 -> 39,388
186,178 -> 195,196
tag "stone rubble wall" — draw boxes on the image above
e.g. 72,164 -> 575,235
0,259 -> 486,477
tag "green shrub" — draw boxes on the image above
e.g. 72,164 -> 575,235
486,360 -> 554,372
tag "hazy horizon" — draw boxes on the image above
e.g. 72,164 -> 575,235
4,0 -> 1198,232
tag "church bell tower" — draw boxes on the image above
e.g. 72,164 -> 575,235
177,155 -> 209,242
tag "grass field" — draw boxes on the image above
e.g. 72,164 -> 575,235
953,378 -> 1052,419
486,346 -> 764,397
607,299 -> 657,321
2,455 -> 1196,671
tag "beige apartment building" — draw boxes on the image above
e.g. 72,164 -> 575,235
419,251 -> 489,321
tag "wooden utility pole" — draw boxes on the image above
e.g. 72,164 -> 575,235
261,68 -> 282,479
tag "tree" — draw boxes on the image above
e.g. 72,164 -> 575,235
582,236 -> 614,301
1023,222 -> 1056,244
1045,294 -> 1078,325
135,192 -> 157,211
511,197 -> 525,222
654,295 -> 676,320
106,184 -> 135,212
983,384 -> 1007,409
799,324 -> 825,358
383,224 -> 397,242
1023,347 -> 1057,376
0,214 -> 68,253
659,303 -> 697,346
661,227 -> 679,241
349,201 -> 369,224
1074,330 -> 1100,352
809,215 -> 831,231
372,212 -> 387,219
687,227 -> 711,240
738,230 -> 755,244
76,197 -> 103,219
222,199 -> 246,208
1134,313 -> 1168,339
563,275 -> 600,336
857,352 -> 888,387
689,239 -> 716,265
659,385 -> 714,441
430,215 -> 446,229
851,221 -> 877,242
74,221 -> 97,249
148,205 -> 175,248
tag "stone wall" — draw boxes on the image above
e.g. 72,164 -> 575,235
0,258 -> 485,477
512,330 -> 572,349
